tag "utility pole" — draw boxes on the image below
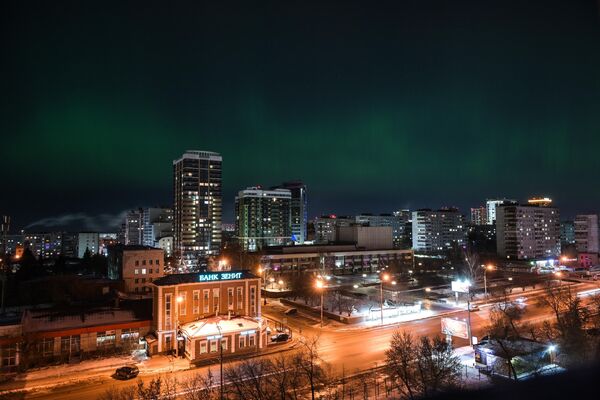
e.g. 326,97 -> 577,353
217,323 -> 224,400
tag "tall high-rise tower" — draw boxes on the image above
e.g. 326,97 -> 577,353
272,181 -> 307,244
235,186 -> 292,251
173,151 -> 222,269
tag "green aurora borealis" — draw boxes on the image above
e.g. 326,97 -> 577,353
2,0 -> 600,229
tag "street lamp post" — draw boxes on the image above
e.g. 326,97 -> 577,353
316,279 -> 324,328
466,282 -> 473,347
215,324 -> 224,400
380,273 -> 390,326
484,265 -> 494,298
175,295 -> 183,357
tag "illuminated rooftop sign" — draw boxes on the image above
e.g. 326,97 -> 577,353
198,272 -> 243,282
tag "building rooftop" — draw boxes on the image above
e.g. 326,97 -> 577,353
108,244 -> 162,252
22,306 -> 150,334
180,316 -> 259,338
152,270 -> 258,286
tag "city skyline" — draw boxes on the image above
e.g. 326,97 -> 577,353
3,0 -> 600,230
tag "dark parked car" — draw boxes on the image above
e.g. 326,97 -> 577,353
271,333 -> 290,342
115,365 -> 139,380
284,308 -> 298,315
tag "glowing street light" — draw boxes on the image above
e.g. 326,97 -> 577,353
380,273 -> 390,325
425,287 -> 431,292
484,264 -> 495,297
554,271 -> 563,286
548,344 -> 557,363
315,279 -> 325,327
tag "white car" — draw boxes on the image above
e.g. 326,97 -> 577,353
514,297 -> 527,307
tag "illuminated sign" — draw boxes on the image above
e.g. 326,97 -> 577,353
441,318 -> 468,339
198,272 -> 243,282
451,280 -> 471,294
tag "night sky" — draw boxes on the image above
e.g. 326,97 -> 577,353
2,0 -> 600,231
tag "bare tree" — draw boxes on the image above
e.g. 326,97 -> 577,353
180,370 -> 219,400
268,353 -> 302,400
294,335 -> 328,400
462,246 -> 480,282
97,386 -> 135,400
385,331 -> 461,399
385,331 -> 419,400
538,284 -> 596,367
162,375 -> 179,399
224,358 -> 273,400
136,378 -> 162,400
415,336 -> 462,396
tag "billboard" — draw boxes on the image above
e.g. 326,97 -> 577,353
441,318 -> 469,339
451,279 -> 471,294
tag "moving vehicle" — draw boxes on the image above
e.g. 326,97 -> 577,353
271,333 -> 290,342
115,365 -> 139,380
514,297 -> 527,307
468,304 -> 480,312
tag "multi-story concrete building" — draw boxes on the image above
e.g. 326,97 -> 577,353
235,187 -> 292,251
142,208 -> 173,247
393,210 -> 413,248
355,213 -> 409,248
23,232 -> 63,259
150,271 -> 265,363
260,244 -> 413,274
470,207 -> 487,226
314,215 -> 354,243
157,236 -> 174,257
271,181 -> 307,244
99,233 -> 118,256
123,207 -> 173,248
486,198 -> 517,225
574,214 -> 599,254
77,232 -> 99,258
123,209 -> 144,246
61,232 -> 78,258
173,151 -> 222,269
496,203 -> 560,260
412,209 -> 466,252
560,221 -> 576,247
108,245 -> 165,293
336,225 -> 393,250
3,234 -> 23,256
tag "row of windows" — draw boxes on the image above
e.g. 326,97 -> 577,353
134,259 -> 161,266
196,334 -> 256,354
134,268 -> 159,275
164,287 -> 256,329
134,277 -> 153,284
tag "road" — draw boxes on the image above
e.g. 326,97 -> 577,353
5,280 -> 598,399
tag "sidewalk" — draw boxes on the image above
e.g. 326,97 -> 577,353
0,340 -> 298,396
0,353 -> 190,394
454,346 -> 491,389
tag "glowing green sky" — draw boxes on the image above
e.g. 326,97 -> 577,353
2,0 -> 600,229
